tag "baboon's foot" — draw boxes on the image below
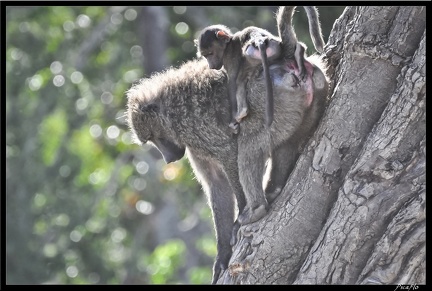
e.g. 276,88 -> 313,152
238,203 -> 268,225
265,186 -> 282,204
230,220 -> 241,246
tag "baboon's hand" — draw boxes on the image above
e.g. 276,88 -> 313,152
229,121 -> 240,134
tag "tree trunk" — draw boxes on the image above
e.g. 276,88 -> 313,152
138,6 -> 169,75
218,6 -> 425,285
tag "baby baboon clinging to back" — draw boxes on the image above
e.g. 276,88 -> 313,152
196,25 -> 281,133
196,6 -> 325,134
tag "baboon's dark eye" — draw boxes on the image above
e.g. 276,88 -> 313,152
139,104 -> 158,112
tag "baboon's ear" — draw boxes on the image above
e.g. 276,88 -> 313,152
139,103 -> 159,113
216,30 -> 231,43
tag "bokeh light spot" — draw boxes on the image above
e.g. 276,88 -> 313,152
71,71 -> 83,84
123,70 -> 140,83
107,125 -> 120,139
136,200 -> 154,215
34,193 -> 47,208
59,165 -> 71,177
76,14 -> 91,28
175,22 -> 189,35
53,75 -> 65,87
133,177 -> 147,191
11,48 -> 24,61
111,13 -> 123,25
89,124 -> 102,138
63,20 -> 75,32
76,98 -> 88,112
101,92 -> 113,105
163,166 -> 179,181
111,228 -> 127,243
173,6 -> 187,14
70,230 -> 83,242
55,213 -> 70,226
29,74 -> 43,91
124,9 -> 137,21
66,265 -> 79,278
136,161 -> 149,175
43,244 -> 58,258
130,45 -> 143,58
50,61 -> 63,74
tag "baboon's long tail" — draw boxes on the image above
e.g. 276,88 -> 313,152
303,6 -> 325,53
277,6 -> 325,54
258,40 -> 274,128
276,6 -> 297,57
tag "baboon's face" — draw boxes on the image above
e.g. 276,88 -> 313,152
200,39 -> 226,70
130,102 -> 186,164
197,26 -> 231,70
149,137 -> 185,164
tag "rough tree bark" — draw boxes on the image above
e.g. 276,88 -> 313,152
218,6 -> 425,285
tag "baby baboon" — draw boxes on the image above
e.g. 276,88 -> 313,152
196,25 -> 281,132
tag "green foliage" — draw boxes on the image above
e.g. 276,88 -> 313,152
39,109 -> 68,165
5,5 -> 344,285
196,236 -> 217,258
188,267 -> 213,284
147,239 -> 186,284
68,124 -> 113,187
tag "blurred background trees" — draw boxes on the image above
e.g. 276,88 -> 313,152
5,6 -> 345,284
